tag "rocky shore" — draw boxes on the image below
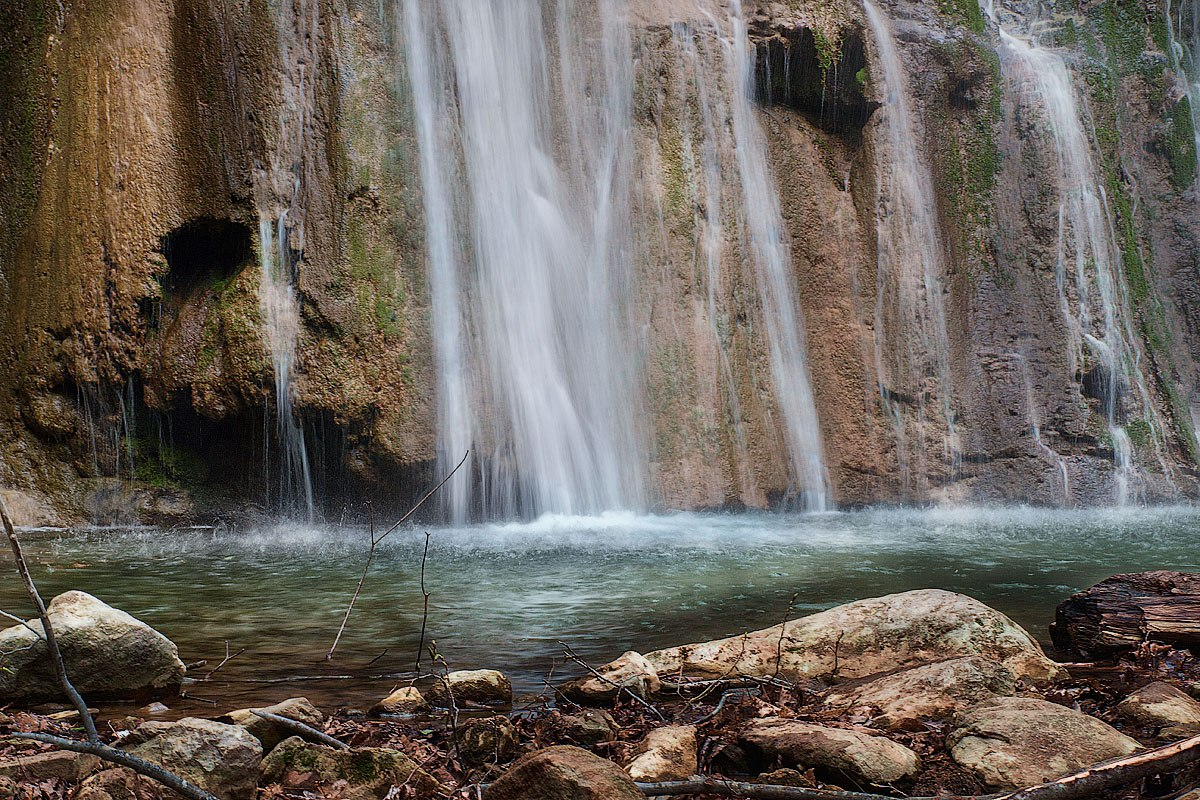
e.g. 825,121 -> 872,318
3,577 -> 1200,799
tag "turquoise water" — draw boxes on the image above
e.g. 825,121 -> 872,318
2,506 -> 1197,716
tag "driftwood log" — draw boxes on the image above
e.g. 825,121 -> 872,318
1051,571 -> 1200,658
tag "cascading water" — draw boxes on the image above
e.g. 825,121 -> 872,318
986,2 -> 1163,504
404,0 -> 829,518
863,0 -> 959,499
402,0 -> 646,520
660,6 -> 829,509
254,0 -> 319,520
1166,0 -> 1200,189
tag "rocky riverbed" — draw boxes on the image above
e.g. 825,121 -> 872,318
3,579 -> 1200,799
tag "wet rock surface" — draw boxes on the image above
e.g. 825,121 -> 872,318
639,589 -> 1064,685
0,591 -> 186,703
947,697 -> 1142,789
740,718 -> 921,784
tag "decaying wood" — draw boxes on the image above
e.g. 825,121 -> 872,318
1,492 -> 219,800
1051,571 -> 1200,657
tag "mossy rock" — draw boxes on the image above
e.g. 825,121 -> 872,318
261,737 -> 440,800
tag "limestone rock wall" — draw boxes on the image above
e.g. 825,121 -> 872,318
2,0 -> 1198,521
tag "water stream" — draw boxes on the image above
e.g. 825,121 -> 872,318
4,506 -> 1199,716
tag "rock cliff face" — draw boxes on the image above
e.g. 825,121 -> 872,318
2,0 -> 1198,522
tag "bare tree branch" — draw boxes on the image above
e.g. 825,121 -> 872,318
11,732 -> 220,800
326,450 -> 469,661
0,492 -> 98,742
249,709 -> 348,750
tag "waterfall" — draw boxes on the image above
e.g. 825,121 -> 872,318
863,0 -> 959,499
1166,0 -> 1200,190
988,6 -> 1158,504
254,0 -> 319,520
404,0 -> 829,517
402,0 -> 646,520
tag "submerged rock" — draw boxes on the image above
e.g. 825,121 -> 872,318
1116,681 -> 1200,736
427,669 -> 512,707
261,736 -> 440,800
948,697 -> 1141,788
626,725 -> 697,782
369,686 -> 427,716
223,697 -> 326,752
127,717 -> 262,800
639,589 -> 1064,686
483,745 -> 642,800
0,591 -> 186,703
739,718 -> 920,784
560,651 -> 661,702
824,655 -> 1017,728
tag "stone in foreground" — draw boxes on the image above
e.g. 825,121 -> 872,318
261,736 -> 440,800
128,717 -> 262,800
1116,681 -> 1200,736
455,715 -> 521,766
626,725 -> 697,782
426,669 -> 512,706
0,749 -> 100,782
76,768 -> 163,800
556,709 -> 618,744
948,697 -> 1141,789
560,651 -> 661,702
369,686 -> 428,716
484,745 -> 643,800
223,696 -> 326,752
739,718 -> 920,784
638,589 -> 1064,685
0,591 -> 186,702
824,656 -> 1016,728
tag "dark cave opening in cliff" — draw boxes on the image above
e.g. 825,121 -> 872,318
158,218 -> 253,298
754,27 -> 875,140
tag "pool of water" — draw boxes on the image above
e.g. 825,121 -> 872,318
2,505 -> 1198,717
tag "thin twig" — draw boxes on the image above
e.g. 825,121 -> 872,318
249,709 -> 348,750
202,641 -> 245,680
414,531 -> 432,672
559,641 -> 666,721
326,451 -> 468,661
691,687 -> 757,725
11,733 -> 220,800
0,492 -> 98,742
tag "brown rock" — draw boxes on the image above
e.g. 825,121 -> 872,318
455,715 -> 521,767
557,709 -> 619,744
560,651 -> 661,702
484,746 -> 642,800
948,697 -> 1141,789
0,591 -> 186,703
626,725 -> 697,782
76,767 -> 164,800
1116,681 -> 1200,736
824,656 -> 1016,727
426,669 -> 512,707
638,590 -> 1063,686
128,717 -> 262,800
222,697 -> 325,752
0,749 -> 101,781
369,686 -> 427,716
739,718 -> 920,784
260,736 -> 440,800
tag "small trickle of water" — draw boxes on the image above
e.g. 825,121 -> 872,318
990,10 -> 1164,504
863,0 -> 960,499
